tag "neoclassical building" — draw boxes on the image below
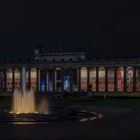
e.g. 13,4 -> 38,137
0,48 -> 140,96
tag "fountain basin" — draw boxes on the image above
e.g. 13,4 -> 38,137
0,106 -> 102,123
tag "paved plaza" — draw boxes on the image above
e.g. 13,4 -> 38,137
0,106 -> 140,140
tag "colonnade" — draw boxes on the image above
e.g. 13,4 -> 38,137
1,66 -> 140,93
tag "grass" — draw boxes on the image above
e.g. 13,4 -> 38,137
1,95 -> 140,109
62,97 -> 140,108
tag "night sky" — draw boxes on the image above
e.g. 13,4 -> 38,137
0,1 -> 140,59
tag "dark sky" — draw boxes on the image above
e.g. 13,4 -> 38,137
0,1 -> 140,59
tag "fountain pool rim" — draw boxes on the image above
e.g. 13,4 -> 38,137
0,107 -> 103,124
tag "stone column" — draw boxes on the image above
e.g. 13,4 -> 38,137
133,67 -> 136,92
47,69 -> 50,92
114,67 -> 118,96
61,68 -> 64,92
77,68 -> 81,92
21,67 -> 26,93
36,68 -> 39,92
46,69 -> 48,92
37,69 -> 40,92
123,66 -> 127,94
105,67 -> 108,96
53,68 -> 55,92
70,68 -> 73,92
96,67 -> 99,95
12,68 -> 15,92
87,68 -> 90,92
28,68 -> 31,89
4,69 -> 7,92
20,67 -> 22,90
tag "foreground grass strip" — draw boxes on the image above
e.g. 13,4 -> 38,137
62,98 -> 140,108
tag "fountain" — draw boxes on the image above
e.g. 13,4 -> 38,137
11,67 -> 36,114
0,67 -> 100,123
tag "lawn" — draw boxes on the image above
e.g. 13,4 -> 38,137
62,97 -> 140,108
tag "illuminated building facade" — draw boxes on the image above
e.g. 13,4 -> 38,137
0,48 -> 140,96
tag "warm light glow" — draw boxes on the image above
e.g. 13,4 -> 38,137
117,67 -> 124,92
108,69 -> 114,92
15,69 -> 20,90
31,68 -> 37,91
11,67 -> 36,114
7,69 -> 13,92
38,99 -> 49,114
12,89 -> 36,114
136,69 -> 140,91
89,68 -> 96,92
81,67 -> 87,92
99,67 -> 105,92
